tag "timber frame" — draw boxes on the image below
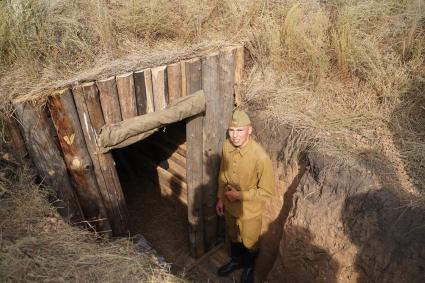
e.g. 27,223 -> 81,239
6,46 -> 244,258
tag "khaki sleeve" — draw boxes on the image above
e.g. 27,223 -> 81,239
217,148 -> 226,201
240,155 -> 275,201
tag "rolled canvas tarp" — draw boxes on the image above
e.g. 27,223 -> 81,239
97,90 -> 205,152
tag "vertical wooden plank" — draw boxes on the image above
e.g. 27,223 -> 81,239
201,52 -> 220,251
2,115 -> 28,162
133,69 -> 153,115
181,62 -> 187,97
73,82 -> 129,236
97,76 -> 122,124
116,72 -> 138,120
14,101 -> 83,223
219,48 -> 236,139
167,62 -> 182,103
48,89 -> 112,234
97,76 -> 136,177
185,57 -> 205,258
134,69 -> 155,114
234,46 -> 245,106
217,47 -> 237,242
151,65 -> 168,111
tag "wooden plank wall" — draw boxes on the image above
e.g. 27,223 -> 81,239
137,124 -> 187,205
14,46 -> 243,255
14,102 -> 83,223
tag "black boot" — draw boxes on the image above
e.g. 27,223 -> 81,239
240,250 -> 258,283
217,242 -> 245,276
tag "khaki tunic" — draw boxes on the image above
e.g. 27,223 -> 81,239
218,138 -> 275,249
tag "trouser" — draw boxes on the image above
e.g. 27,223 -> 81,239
225,212 -> 262,251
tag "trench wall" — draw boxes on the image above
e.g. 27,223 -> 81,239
250,111 -> 425,283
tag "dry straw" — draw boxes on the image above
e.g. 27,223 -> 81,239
0,161 -> 185,282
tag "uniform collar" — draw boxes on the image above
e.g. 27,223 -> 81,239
229,138 -> 253,156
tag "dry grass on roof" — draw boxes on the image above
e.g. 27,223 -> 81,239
5,40 -> 235,106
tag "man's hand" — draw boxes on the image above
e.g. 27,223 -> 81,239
216,198 -> 224,216
224,185 -> 240,202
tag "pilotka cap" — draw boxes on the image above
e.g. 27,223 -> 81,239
229,110 -> 251,127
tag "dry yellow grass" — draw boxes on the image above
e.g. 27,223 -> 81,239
0,0 -> 424,279
0,161 -> 185,282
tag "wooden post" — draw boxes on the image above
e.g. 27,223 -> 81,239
97,76 -> 122,124
134,69 -> 155,115
234,46 -> 244,106
167,62 -> 182,103
14,101 -> 83,223
219,48 -> 236,139
181,62 -> 187,97
217,48 -> 237,242
2,115 -> 28,162
73,82 -> 129,236
201,52 -> 221,251
97,76 -> 136,178
116,72 -> 138,120
151,65 -> 168,111
185,57 -> 205,258
48,89 -> 112,234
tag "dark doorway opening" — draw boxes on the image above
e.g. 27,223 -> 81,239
112,120 -> 190,270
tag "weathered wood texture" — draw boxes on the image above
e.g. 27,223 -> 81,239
48,89 -> 112,234
201,52 -> 221,251
138,153 -> 187,205
116,72 -> 138,120
219,48 -> 237,140
181,62 -> 187,97
167,62 -> 182,103
151,66 -> 168,111
2,115 -> 28,161
235,46 -> 245,106
134,69 -> 155,115
97,77 -> 122,124
73,82 -> 129,236
97,76 -> 136,177
185,57 -> 205,258
14,102 -> 82,223
234,46 -> 244,106
216,47 -> 238,242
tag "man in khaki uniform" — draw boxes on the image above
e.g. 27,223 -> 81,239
216,110 -> 275,283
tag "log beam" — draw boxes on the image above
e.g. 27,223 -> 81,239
167,62 -> 182,103
2,115 -> 28,162
185,57 -> 205,258
234,46 -> 244,106
73,82 -> 129,236
48,89 -> 112,234
134,69 -> 155,115
201,52 -> 221,250
97,76 -> 122,124
116,72 -> 138,120
151,66 -> 168,111
14,101 -> 83,223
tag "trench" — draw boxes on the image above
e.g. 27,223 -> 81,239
112,120 -> 191,271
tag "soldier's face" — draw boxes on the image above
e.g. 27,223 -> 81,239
228,126 -> 252,148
